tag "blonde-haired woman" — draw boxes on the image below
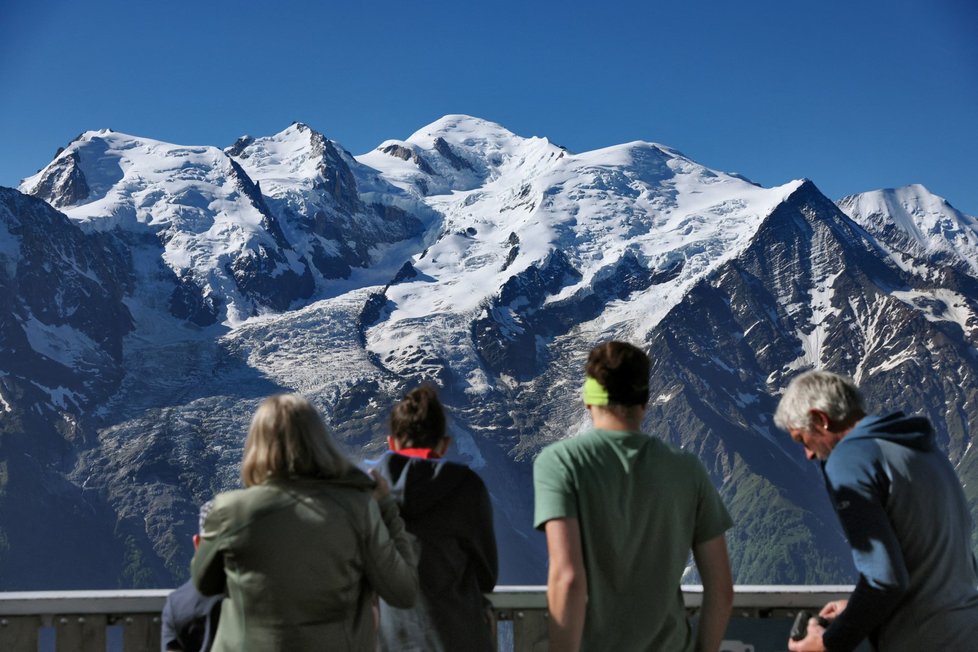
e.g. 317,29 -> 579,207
192,394 -> 418,651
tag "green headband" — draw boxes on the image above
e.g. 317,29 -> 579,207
582,376 -> 610,406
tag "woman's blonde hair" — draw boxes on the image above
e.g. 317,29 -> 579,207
240,394 -> 353,487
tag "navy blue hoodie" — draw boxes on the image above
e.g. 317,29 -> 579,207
821,413 -> 978,652
372,452 -> 498,652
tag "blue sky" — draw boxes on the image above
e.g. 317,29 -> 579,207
2,0 -> 976,214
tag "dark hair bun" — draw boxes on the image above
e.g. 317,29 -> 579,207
389,385 -> 447,448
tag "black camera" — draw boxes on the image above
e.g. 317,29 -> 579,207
790,611 -> 830,641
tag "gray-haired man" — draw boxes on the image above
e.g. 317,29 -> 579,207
775,370 -> 978,652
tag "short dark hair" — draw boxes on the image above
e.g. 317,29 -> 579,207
389,385 -> 446,449
585,341 -> 650,407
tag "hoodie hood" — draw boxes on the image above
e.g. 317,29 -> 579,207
272,466 -> 376,491
845,412 -> 935,452
333,465 -> 378,489
372,451 -> 472,518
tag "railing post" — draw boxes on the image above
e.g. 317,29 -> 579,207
121,613 -> 162,652
55,614 -> 107,652
511,608 -> 548,652
0,615 -> 40,650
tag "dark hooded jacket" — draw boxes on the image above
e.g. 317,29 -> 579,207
373,451 -> 498,652
161,578 -> 222,652
821,412 -> 978,652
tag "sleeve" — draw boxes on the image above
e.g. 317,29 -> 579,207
361,494 -> 419,609
464,475 -> 499,592
821,444 -> 909,652
692,458 -> 733,545
533,445 -> 577,529
191,498 -> 230,597
160,593 -> 181,651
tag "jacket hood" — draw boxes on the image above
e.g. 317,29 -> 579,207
845,412 -> 935,452
276,466 -> 375,491
371,452 -> 471,518
330,465 -> 376,490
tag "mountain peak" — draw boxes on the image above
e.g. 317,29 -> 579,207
406,114 -> 517,145
839,184 -> 962,220
402,115 -> 551,167
838,184 -> 978,275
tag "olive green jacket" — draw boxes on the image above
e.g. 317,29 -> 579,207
192,471 -> 418,651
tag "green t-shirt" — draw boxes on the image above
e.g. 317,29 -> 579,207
533,428 -> 733,652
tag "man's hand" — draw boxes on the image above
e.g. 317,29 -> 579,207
787,617 -> 827,652
819,599 -> 848,621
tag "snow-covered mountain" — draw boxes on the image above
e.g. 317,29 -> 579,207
838,184 -> 978,277
20,129 -> 316,325
357,116 -> 804,386
2,116 -> 976,589
19,126 -> 432,327
227,122 -> 433,289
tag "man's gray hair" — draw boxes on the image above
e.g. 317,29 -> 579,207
774,370 -> 864,431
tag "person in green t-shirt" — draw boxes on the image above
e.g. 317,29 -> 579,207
533,341 -> 734,651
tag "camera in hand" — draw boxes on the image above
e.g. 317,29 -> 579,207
790,611 -> 830,641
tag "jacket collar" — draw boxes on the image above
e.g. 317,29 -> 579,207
394,448 -> 442,460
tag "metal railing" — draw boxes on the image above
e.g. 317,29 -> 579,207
0,586 -> 854,652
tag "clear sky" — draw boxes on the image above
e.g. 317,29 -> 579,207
2,0 -> 976,214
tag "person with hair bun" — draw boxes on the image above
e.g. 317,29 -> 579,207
372,385 -> 498,652
534,341 -> 734,651
191,394 -> 418,652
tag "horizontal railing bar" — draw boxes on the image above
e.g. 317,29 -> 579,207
485,586 -> 549,609
0,590 -> 169,616
0,586 -> 854,616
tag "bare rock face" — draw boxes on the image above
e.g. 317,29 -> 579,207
0,188 -> 133,390
24,151 -> 91,208
0,188 -> 140,588
228,124 -> 428,283
381,143 -> 436,175
433,136 -> 475,171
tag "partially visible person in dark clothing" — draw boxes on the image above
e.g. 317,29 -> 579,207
161,501 -> 223,652
372,385 -> 498,652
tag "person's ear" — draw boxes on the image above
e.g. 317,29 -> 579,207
387,435 -> 400,451
808,409 -> 831,431
436,436 -> 452,456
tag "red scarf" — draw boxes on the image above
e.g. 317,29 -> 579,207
395,448 -> 442,460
